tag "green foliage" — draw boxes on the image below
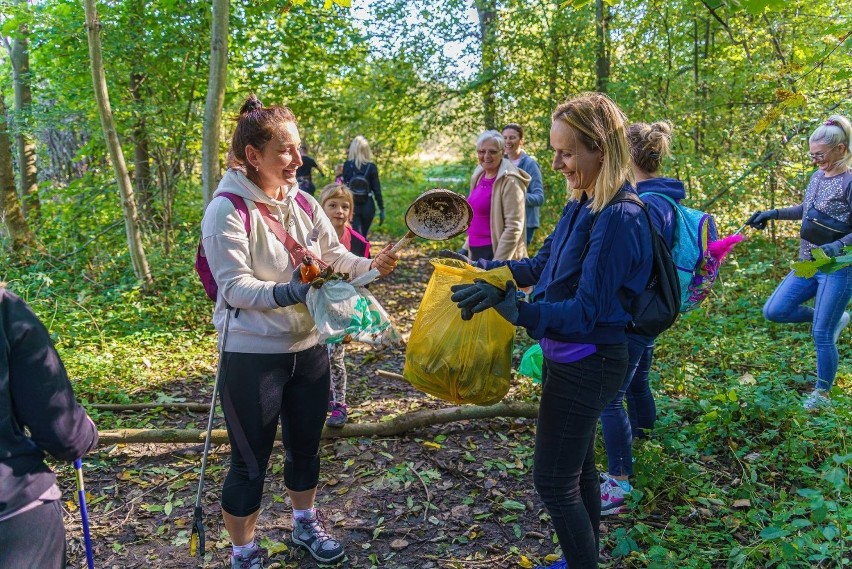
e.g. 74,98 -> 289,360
793,246 -> 852,278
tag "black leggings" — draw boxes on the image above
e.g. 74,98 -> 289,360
0,500 -> 66,568
351,197 -> 376,238
220,345 -> 330,517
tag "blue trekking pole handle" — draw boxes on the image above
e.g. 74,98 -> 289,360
73,458 -> 95,569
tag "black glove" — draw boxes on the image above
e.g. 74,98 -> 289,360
438,249 -> 474,266
273,268 -> 312,307
819,240 -> 846,258
450,280 -> 520,324
746,209 -> 778,230
379,208 -> 385,225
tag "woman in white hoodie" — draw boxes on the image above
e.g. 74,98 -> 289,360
201,95 -> 398,568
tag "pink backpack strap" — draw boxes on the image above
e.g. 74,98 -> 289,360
217,192 -> 251,236
254,201 -> 328,269
348,227 -> 371,258
294,193 -> 314,221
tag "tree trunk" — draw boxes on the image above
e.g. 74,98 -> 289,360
595,0 -> 610,93
10,4 -> 40,219
130,71 -> 152,221
0,93 -> 38,253
84,0 -> 153,286
96,401 -> 540,444
474,0 -> 497,130
201,0 -> 229,206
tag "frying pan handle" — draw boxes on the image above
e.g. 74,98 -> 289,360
390,230 -> 416,254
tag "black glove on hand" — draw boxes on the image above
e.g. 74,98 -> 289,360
273,268 -> 312,307
379,208 -> 385,225
438,249 -> 474,266
819,240 -> 846,258
450,280 -> 520,324
746,209 -> 778,230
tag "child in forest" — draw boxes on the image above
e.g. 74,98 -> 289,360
318,183 -> 371,426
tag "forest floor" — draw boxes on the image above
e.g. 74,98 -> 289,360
58,251 -> 582,569
53,243 -> 851,569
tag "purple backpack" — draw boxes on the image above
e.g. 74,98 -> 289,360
196,192 -> 314,301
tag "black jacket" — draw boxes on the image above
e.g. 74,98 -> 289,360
342,160 -> 383,209
0,288 -> 97,517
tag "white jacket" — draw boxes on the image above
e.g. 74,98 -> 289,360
200,169 -> 373,353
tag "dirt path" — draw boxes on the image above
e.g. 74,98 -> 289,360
59,253 -> 622,569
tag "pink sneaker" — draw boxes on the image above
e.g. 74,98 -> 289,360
326,403 -> 348,427
600,476 -> 629,516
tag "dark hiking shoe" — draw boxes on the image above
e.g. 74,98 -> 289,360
292,510 -> 344,563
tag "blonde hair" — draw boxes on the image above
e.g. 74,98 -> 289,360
627,121 -> 673,174
810,115 -> 852,171
318,183 -> 354,212
348,136 -> 374,169
551,92 -> 633,213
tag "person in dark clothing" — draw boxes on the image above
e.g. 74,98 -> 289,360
444,93 -> 654,569
599,120 -> 683,516
296,145 -> 324,196
0,286 -> 99,568
342,135 -> 384,237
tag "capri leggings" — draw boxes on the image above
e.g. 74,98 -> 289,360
219,344 -> 330,517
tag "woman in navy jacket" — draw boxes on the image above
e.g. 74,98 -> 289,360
446,93 -> 653,569
599,121 -> 682,515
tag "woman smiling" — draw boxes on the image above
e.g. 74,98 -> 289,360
462,130 -> 530,261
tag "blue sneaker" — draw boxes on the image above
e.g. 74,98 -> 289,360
534,559 -> 567,569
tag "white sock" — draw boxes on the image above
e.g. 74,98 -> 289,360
293,507 -> 316,521
232,540 -> 256,557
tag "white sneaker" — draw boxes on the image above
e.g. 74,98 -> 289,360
803,389 -> 830,410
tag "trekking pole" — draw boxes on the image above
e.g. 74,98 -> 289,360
73,458 -> 95,569
733,222 -> 749,235
190,305 -> 233,558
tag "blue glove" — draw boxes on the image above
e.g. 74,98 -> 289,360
819,240 -> 846,258
438,249 -> 474,266
450,280 -> 520,324
746,209 -> 778,230
379,209 -> 385,225
273,268 -> 312,307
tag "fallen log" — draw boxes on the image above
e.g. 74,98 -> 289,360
96,401 -> 539,444
90,403 -> 211,412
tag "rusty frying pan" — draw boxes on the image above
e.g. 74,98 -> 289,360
357,188 -> 472,284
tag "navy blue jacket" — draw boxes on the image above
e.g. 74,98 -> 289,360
636,177 -> 686,249
479,185 -> 653,344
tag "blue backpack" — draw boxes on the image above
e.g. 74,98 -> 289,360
640,192 -> 719,312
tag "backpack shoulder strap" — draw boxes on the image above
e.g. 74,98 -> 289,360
638,191 -> 677,209
294,192 -> 314,221
253,201 -> 328,269
217,192 -> 251,237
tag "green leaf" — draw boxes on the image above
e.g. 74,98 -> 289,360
502,499 -> 527,511
759,526 -> 788,540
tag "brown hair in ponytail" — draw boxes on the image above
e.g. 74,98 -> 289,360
228,94 -> 297,174
627,121 -> 673,175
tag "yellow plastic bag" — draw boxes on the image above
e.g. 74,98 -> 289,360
403,259 -> 515,405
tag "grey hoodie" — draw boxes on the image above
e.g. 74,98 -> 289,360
200,169 -> 373,353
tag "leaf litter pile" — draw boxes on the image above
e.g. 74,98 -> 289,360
57,253 -> 653,568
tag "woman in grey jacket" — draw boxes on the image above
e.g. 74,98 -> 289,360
503,123 -> 545,245
201,95 -> 398,567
